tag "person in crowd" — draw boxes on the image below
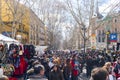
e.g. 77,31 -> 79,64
41,56 -> 50,78
29,64 -> 48,80
0,76 -> 9,80
103,62 -> 112,74
98,56 -> 105,67
63,58 -> 72,80
114,57 -> 120,79
78,56 -> 85,73
86,56 -> 93,77
48,57 -> 54,69
91,56 -> 96,68
89,67 -> 109,80
0,44 -> 4,60
49,64 -> 64,80
71,54 -> 80,80
103,62 -> 115,80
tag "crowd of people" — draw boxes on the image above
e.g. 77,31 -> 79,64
0,43 -> 35,80
0,44 -> 120,80
25,50 -> 120,80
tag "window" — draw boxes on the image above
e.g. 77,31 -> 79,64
19,25 -> 21,29
102,30 -> 105,42
30,35 -> 32,39
23,26 -> 24,30
98,36 -> 101,42
98,30 -> 101,42
115,19 -> 117,23
115,28 -> 117,33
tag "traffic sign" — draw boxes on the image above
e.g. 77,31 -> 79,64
110,33 -> 117,42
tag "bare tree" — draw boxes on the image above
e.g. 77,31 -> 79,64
64,0 -> 120,49
30,0 -> 68,49
64,0 -> 96,48
64,0 -> 113,50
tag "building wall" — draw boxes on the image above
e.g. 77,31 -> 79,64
95,13 -> 120,49
29,10 -> 46,46
0,0 -> 47,45
0,0 -> 30,42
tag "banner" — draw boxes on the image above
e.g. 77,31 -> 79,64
91,33 -> 96,49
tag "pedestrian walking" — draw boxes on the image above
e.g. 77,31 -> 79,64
49,64 -> 64,80
113,57 -> 120,79
63,58 -> 72,80
71,54 -> 80,80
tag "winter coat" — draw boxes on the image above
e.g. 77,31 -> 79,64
63,65 -> 72,80
99,58 -> 105,67
49,70 -> 64,80
71,60 -> 79,77
113,63 -> 120,78
86,58 -> 93,68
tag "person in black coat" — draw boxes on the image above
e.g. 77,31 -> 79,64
86,56 -> 93,77
98,57 -> 105,67
41,58 -> 50,78
63,58 -> 72,80
49,65 -> 64,80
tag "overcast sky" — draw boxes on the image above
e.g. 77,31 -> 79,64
99,0 -> 120,15
19,0 -> 120,16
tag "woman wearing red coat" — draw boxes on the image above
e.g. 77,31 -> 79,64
71,54 -> 79,80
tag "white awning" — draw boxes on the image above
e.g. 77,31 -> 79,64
0,34 -> 19,43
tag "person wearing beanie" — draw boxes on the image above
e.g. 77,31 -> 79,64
49,64 -> 64,80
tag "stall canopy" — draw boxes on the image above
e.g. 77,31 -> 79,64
0,34 -> 19,43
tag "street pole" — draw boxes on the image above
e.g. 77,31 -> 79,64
82,25 -> 86,54
84,29 -> 85,54
106,31 -> 110,53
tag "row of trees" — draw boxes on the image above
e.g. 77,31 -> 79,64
25,0 -> 72,49
0,0 -> 68,49
1,0 -> 119,49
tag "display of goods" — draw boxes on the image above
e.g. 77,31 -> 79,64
2,64 -> 15,76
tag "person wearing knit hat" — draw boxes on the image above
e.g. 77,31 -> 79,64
49,64 -> 64,80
